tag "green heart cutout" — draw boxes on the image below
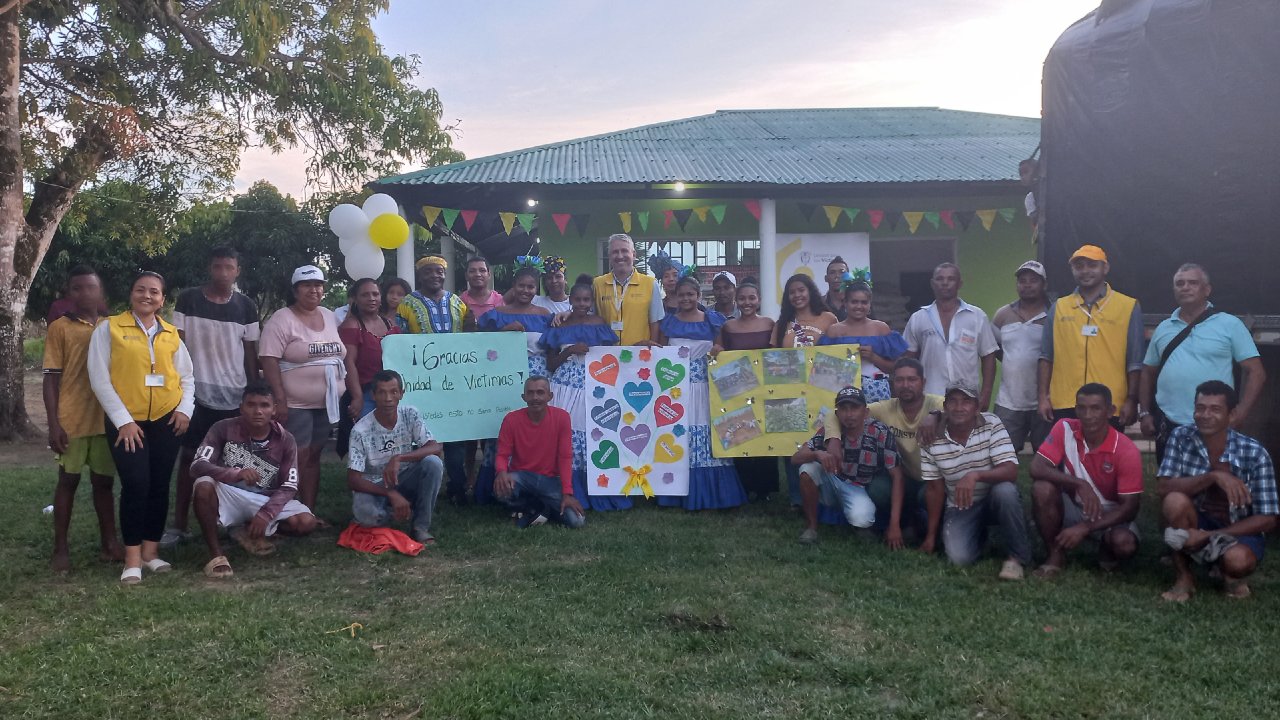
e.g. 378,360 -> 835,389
655,358 -> 686,391
591,440 -> 620,470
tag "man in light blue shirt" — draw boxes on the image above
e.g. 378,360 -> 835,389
1139,263 -> 1265,462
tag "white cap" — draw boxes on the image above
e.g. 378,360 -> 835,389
291,265 -> 325,285
1015,260 -> 1046,279
712,270 -> 737,285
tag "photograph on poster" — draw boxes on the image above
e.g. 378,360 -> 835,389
762,349 -> 806,385
710,356 -> 759,400
764,397 -> 809,433
712,405 -> 763,450
809,352 -> 860,394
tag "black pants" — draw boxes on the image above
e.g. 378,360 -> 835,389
106,413 -> 181,546
736,456 -> 779,497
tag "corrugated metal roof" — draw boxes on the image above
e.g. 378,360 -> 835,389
375,107 -> 1040,187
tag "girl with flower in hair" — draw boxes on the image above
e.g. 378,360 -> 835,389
817,268 -> 906,403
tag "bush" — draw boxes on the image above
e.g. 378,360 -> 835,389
23,338 -> 45,370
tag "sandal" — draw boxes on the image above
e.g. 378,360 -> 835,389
120,567 -> 142,584
230,527 -> 277,557
1160,585 -> 1195,603
203,555 -> 234,579
142,558 -> 172,573
1032,564 -> 1063,579
1224,579 -> 1252,599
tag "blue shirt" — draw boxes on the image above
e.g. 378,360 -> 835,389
1158,424 -> 1278,524
1143,305 -> 1259,425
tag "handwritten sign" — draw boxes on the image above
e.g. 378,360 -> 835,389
585,346 -> 691,496
707,346 -> 861,458
382,333 -> 528,442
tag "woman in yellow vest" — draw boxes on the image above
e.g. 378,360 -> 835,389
88,271 -> 195,584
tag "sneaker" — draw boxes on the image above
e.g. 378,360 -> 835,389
516,513 -> 548,529
798,528 -> 818,545
159,527 -> 191,549
998,559 -> 1025,581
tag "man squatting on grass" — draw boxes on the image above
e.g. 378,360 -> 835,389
494,376 -> 585,528
190,382 -> 317,578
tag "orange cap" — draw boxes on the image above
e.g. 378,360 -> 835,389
1069,244 -> 1108,262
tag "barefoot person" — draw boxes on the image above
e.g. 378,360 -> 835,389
1157,380 -> 1277,601
494,376 -> 585,528
190,383 -> 317,577
43,265 -> 123,571
1029,383 -> 1142,577
347,370 -> 445,545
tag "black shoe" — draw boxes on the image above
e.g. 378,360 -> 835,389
516,512 -> 548,529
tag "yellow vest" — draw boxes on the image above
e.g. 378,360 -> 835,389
593,272 -> 657,345
1048,285 -> 1137,414
107,311 -> 184,421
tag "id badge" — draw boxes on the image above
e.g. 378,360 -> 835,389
145,373 -> 166,387
1081,325 -> 1100,337
611,321 -> 624,332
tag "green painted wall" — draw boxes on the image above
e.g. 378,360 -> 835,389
538,191 -> 1035,320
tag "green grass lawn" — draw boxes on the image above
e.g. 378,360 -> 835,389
2,457 -> 1278,719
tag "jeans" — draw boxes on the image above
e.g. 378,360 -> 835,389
941,482 -> 1032,566
786,463 -> 803,506
798,462 -> 876,527
503,471 -> 586,529
106,413 -> 181,546
352,455 -> 443,536
864,471 -> 926,532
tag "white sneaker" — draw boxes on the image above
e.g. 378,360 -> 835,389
998,559 -> 1025,581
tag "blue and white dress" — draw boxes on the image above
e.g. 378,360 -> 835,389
473,309 -> 554,505
539,322 -> 632,511
816,332 -> 908,403
655,311 -> 748,510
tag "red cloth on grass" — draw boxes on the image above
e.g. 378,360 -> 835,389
337,523 -> 424,556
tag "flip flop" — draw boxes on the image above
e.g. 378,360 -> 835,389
203,555 -> 234,579
142,558 -> 172,573
120,567 -> 142,584
230,527 -> 277,557
1160,585 -> 1195,603
1224,579 -> 1252,599
1032,564 -> 1063,579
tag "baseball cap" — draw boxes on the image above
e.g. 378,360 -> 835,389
944,382 -> 978,400
1069,245 -> 1108,263
834,386 -> 867,407
712,270 -> 737,286
291,265 -> 325,285
1015,260 -> 1046,279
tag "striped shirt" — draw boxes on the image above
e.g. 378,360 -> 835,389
921,412 -> 1018,508
1157,424 -> 1278,524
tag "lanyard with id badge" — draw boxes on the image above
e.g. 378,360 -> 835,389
134,314 -> 166,388
610,273 -> 632,333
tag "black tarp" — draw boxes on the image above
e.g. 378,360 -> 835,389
1041,0 -> 1280,314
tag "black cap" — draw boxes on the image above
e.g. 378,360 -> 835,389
835,386 -> 867,407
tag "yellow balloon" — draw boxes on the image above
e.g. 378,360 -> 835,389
368,213 -> 409,249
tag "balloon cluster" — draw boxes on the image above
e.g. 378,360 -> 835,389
327,193 -> 410,280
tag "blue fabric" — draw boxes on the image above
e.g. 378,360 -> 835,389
659,310 -> 727,342
657,424 -> 746,510
569,428 -> 633,511
817,331 -> 908,358
477,309 -> 553,333
410,291 -> 462,334
471,440 -> 500,506
1160,425 -> 1278,524
539,322 -> 619,351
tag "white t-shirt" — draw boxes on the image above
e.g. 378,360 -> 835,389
532,295 -> 572,315
348,405 -> 434,485
903,300 -> 999,397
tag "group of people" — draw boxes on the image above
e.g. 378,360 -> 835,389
41,234 -> 1275,599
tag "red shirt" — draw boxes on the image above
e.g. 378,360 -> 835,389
1036,419 -> 1143,502
495,406 -> 575,495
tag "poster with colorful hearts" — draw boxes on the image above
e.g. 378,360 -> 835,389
585,346 -> 691,496
706,345 -> 861,458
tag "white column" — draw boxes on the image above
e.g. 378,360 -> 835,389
758,198 -> 779,319
440,232 -> 456,292
397,228 -> 416,289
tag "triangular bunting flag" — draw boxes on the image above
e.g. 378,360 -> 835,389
422,205 -> 443,228
673,208 -> 693,231
998,207 -> 1016,223
954,210 -> 975,231
441,207 -> 460,229
939,210 -> 955,229
976,209 -> 997,231
692,206 -> 710,223
552,213 -> 572,235
710,204 -> 726,224
460,209 -> 478,231
924,211 -> 940,229
499,212 -> 517,235
618,211 -> 632,234
663,209 -> 674,230
571,214 -> 590,236
743,200 -> 761,221
797,203 -> 818,222
867,209 -> 885,230
637,211 -> 650,232
884,211 -> 903,232
903,211 -> 924,234
516,213 -> 536,233
843,207 -> 861,224
823,205 -> 843,228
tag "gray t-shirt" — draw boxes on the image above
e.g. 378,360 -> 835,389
347,406 -> 433,486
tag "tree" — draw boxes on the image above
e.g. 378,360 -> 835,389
0,1 -> 463,439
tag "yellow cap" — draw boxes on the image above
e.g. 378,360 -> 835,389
415,255 -> 448,270
1069,245 -> 1107,262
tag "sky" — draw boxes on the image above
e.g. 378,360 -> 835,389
234,0 -> 1103,199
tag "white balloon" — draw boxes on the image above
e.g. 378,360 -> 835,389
328,203 -> 369,238
362,193 -> 399,220
338,232 -> 362,254
343,243 -> 385,280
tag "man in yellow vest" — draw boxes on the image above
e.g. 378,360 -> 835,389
592,233 -> 664,346
1037,245 -> 1145,429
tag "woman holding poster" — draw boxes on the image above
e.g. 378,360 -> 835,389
540,277 -> 631,511
656,276 -> 746,510
477,264 -> 553,377
773,274 -> 838,349
817,270 -> 906,403
719,282 -> 781,501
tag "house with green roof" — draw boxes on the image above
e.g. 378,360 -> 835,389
371,106 -> 1040,322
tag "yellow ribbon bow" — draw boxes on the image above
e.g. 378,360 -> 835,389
620,464 -> 654,499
